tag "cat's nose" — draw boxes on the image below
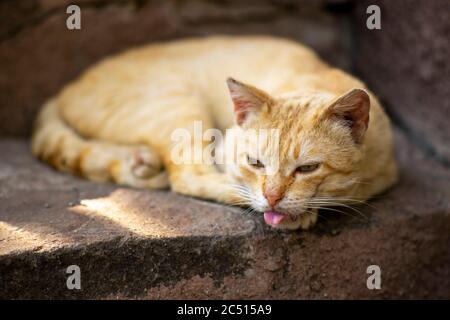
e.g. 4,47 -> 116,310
263,189 -> 283,208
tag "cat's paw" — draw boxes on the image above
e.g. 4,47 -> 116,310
129,147 -> 161,179
296,210 -> 318,230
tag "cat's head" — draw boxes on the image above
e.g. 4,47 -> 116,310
226,78 -> 370,230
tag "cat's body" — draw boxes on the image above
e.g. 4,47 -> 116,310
32,36 -> 397,229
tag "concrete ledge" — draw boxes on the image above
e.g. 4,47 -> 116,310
1,131 -> 449,299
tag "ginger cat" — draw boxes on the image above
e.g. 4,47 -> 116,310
31,36 -> 397,230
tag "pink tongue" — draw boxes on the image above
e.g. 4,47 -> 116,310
264,211 -> 287,225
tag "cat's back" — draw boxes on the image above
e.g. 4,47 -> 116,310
59,35 -> 326,96
55,36 -> 329,138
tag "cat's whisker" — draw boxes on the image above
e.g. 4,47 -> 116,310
239,207 -> 252,216
228,201 -> 250,207
239,206 -> 259,217
230,184 -> 250,191
306,205 -> 358,220
282,196 -> 371,221
307,200 -> 368,220
310,197 -> 373,208
306,204 -> 368,222
307,196 -> 379,212
231,188 -> 252,197
306,209 -> 331,223
232,192 -> 252,199
309,197 -> 367,204
230,191 -> 251,198
230,185 -> 256,201
231,188 -> 251,195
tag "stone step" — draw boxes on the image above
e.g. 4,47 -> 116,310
0,131 -> 449,299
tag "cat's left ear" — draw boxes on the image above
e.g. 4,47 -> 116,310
324,89 -> 370,143
227,78 -> 273,126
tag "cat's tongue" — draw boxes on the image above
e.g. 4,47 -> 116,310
264,211 -> 287,225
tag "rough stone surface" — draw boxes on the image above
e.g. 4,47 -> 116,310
1,134 -> 449,299
353,0 -> 450,165
0,0 -> 352,137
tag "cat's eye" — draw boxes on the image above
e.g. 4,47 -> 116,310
295,163 -> 320,174
247,155 -> 265,169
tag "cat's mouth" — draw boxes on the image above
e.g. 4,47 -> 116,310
263,211 -> 298,226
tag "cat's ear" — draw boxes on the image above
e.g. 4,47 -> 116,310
324,89 -> 370,143
226,77 -> 273,126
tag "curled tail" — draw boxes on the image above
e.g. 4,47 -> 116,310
31,100 -> 168,188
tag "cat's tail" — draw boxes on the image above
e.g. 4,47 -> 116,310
31,100 -> 169,188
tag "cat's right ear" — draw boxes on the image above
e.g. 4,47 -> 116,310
226,78 -> 273,126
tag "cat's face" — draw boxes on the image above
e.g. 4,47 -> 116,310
226,78 -> 370,229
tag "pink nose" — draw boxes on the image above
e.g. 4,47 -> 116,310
263,189 -> 283,207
